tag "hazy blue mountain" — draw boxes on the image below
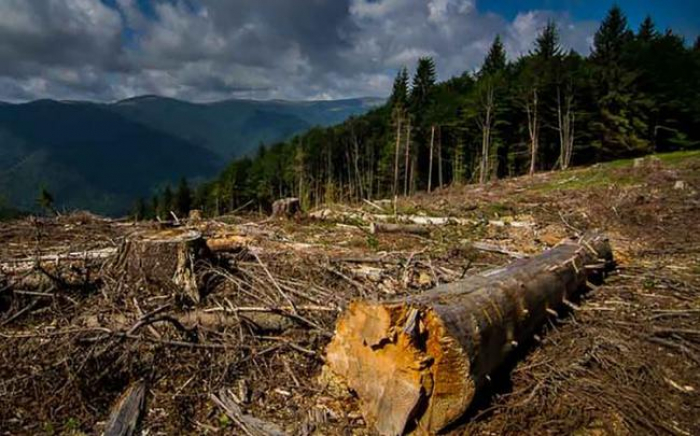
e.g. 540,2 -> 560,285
109,95 -> 384,158
0,100 -> 218,216
0,96 -> 382,215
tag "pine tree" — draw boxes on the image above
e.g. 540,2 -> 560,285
638,15 -> 658,42
389,67 -> 409,109
481,35 -> 507,77
591,5 -> 633,64
590,6 -> 649,158
175,177 -> 192,217
132,197 -> 146,221
410,57 -> 437,114
533,20 -> 562,60
693,36 -> 700,52
160,186 -> 174,219
36,187 -> 55,216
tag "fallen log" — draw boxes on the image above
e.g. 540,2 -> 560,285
310,209 -> 534,228
110,228 -> 210,303
369,222 -> 431,236
325,234 -> 613,435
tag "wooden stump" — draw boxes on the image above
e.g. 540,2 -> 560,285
112,228 -> 209,303
271,197 -> 301,219
325,234 -> 613,435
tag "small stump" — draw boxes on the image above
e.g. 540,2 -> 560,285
112,228 -> 209,304
271,197 -> 301,219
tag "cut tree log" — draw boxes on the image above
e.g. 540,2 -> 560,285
110,228 -> 210,303
271,197 -> 301,219
310,209 -> 533,228
325,233 -> 613,435
370,222 -> 431,236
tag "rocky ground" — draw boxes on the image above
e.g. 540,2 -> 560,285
1,150 -> 698,435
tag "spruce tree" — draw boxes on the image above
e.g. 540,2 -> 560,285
410,57 -> 437,114
37,187 -> 55,216
389,67 -> 409,109
533,20 -> 562,60
175,178 -> 192,217
591,5 -> 633,64
160,186 -> 174,218
637,15 -> 658,42
481,36 -> 507,77
590,6 -> 649,158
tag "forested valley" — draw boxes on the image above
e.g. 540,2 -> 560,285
142,6 -> 700,219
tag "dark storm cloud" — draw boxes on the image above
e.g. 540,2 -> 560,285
0,0 -> 599,102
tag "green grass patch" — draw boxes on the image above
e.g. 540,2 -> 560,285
653,149 -> 700,166
532,149 -> 699,193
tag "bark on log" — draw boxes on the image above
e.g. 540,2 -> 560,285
325,234 -> 613,435
370,222 -> 431,236
111,228 -> 209,303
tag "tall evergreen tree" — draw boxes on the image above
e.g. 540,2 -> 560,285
160,186 -> 174,218
533,20 -> 562,60
410,57 -> 437,113
481,35 -> 507,77
637,15 -> 658,42
591,5 -> 633,64
175,177 -> 192,217
37,187 -> 56,216
389,67 -> 409,109
590,6 -> 649,158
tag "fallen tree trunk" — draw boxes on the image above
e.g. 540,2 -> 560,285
369,222 -> 431,236
310,209 -> 533,228
110,229 -> 209,304
325,234 -> 613,435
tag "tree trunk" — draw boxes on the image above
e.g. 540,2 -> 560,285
527,87 -> 539,176
437,127 -> 443,189
393,117 -> 402,199
404,121 -> 411,197
111,228 -> 209,304
479,85 -> 494,184
428,125 -> 435,193
326,234 -> 613,435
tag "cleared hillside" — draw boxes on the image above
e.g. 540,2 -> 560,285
0,151 -> 698,435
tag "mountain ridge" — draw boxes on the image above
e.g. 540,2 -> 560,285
0,95 -> 383,215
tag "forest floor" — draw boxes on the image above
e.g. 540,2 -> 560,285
1,150 -> 699,435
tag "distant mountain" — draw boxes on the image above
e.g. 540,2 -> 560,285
0,96 -> 383,215
109,95 -> 384,158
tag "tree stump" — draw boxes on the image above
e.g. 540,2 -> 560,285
112,228 -> 209,304
325,234 -> 614,435
271,197 -> 301,219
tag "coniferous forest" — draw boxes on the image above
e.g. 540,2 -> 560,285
157,6 -> 700,217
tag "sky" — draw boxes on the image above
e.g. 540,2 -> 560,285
0,0 -> 697,103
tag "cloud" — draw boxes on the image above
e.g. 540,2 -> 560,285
0,0 -> 599,102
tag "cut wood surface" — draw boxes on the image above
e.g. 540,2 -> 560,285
325,234 -> 613,435
110,228 -> 209,303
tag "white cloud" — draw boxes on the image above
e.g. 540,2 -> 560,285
0,0 -> 600,102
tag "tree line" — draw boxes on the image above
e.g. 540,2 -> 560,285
141,6 -> 700,219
